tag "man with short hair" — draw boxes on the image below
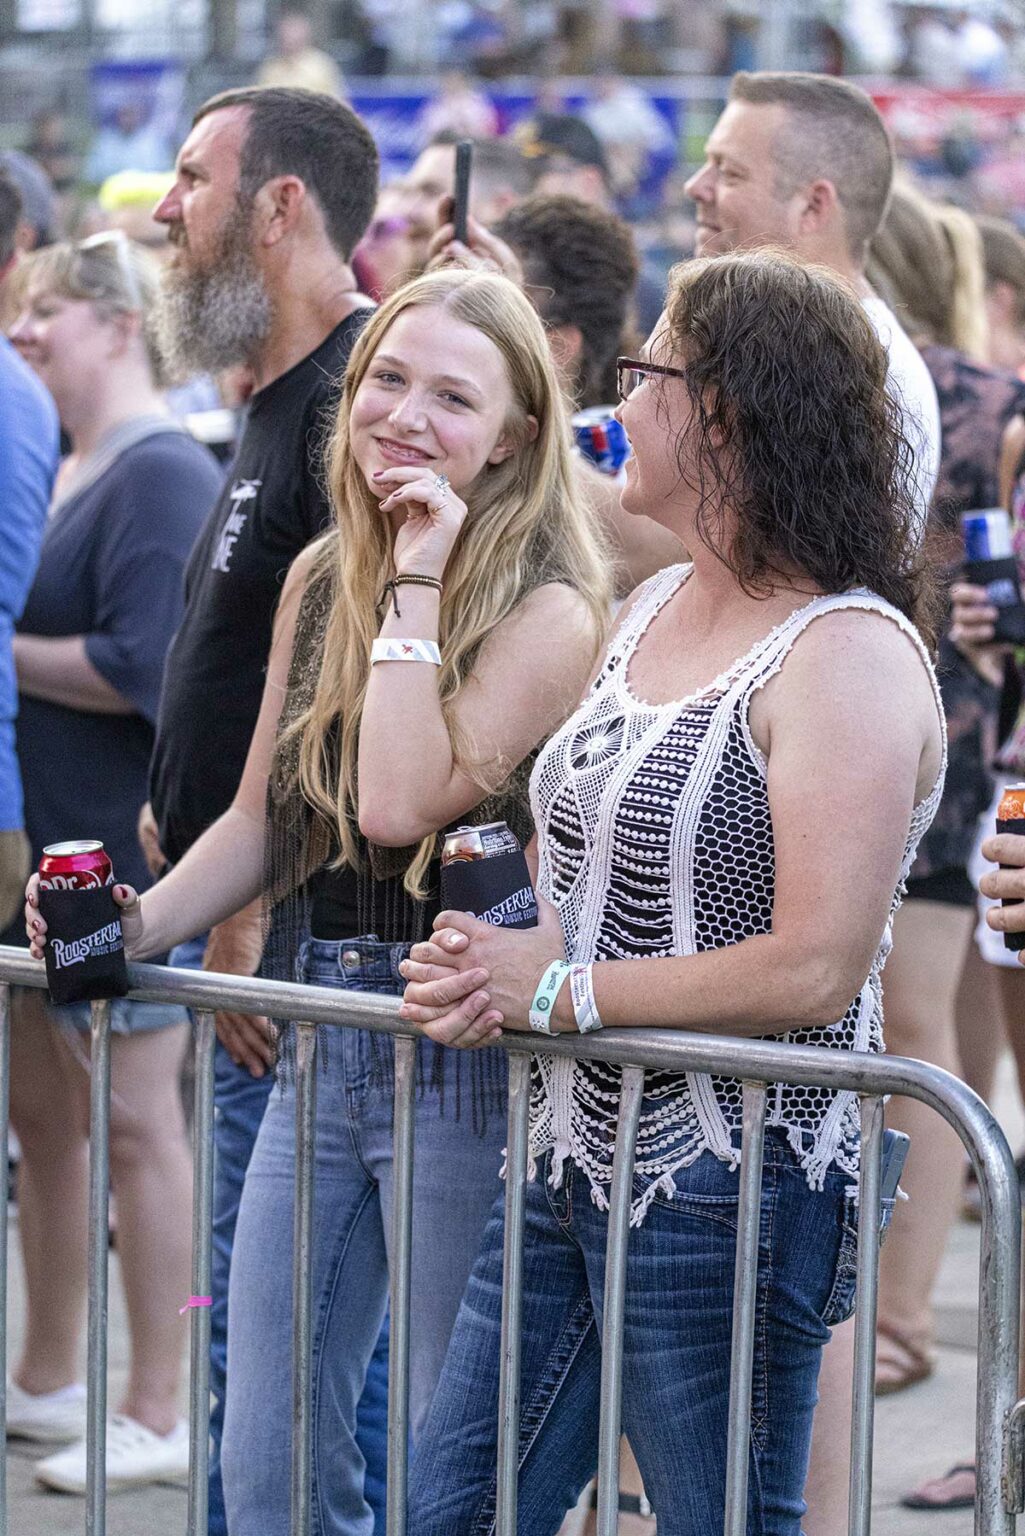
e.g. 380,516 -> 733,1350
684,71 -> 941,528
143,86 -> 378,1534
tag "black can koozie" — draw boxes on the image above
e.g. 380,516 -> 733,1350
440,822 -> 538,930
38,886 -> 130,1004
997,792 -> 1025,953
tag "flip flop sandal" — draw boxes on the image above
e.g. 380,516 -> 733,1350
875,1320 -> 935,1396
901,1462 -> 976,1511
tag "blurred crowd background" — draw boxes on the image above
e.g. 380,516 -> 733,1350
9,1 -> 1025,327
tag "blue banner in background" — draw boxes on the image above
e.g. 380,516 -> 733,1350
350,89 -> 683,210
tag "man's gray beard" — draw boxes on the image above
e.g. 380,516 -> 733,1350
156,219 -> 273,381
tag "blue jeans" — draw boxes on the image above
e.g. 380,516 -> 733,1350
408,1132 -> 857,1536
220,935 -> 509,1536
168,933 -> 390,1536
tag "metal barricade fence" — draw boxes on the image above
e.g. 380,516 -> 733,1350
0,944 -> 1020,1536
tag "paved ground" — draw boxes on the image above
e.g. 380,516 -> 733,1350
5,1067 -> 1020,1535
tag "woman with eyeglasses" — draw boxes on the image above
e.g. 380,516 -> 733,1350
4,234 -> 221,1493
399,251 -> 947,1536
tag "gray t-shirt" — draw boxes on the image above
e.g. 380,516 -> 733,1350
13,429 -> 221,897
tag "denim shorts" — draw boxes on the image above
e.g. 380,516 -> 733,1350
56,996 -> 190,1036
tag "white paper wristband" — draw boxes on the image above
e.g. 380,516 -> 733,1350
569,963 -> 604,1033
370,638 -> 441,665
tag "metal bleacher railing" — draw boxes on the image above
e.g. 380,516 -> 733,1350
0,945 -> 1021,1536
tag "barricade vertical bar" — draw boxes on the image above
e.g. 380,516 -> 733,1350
0,984 -> 10,1536
974,1134 -> 1020,1534
724,1081 -> 767,1536
847,1095 -> 884,1536
388,1034 -> 416,1536
496,1051 -> 531,1536
291,1021 -> 318,1536
595,1064 -> 645,1536
86,999 -> 112,1536
187,1012 -> 216,1536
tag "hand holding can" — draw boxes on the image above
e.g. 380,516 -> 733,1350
995,787 -> 1025,953
34,840 -> 130,1003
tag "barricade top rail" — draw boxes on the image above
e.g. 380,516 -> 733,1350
0,943 -> 1008,1174
0,944 -> 1020,1534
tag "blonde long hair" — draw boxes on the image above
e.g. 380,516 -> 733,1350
285,268 -> 612,897
867,178 -> 989,362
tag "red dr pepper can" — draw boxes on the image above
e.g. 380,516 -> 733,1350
997,785 -> 1025,953
39,840 -> 114,892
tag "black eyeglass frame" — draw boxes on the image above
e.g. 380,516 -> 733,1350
616,355 -> 688,402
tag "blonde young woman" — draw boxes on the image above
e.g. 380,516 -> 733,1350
27,267 -> 610,1534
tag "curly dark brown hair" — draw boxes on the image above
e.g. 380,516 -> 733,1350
662,250 -> 940,649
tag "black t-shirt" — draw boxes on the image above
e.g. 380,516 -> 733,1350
150,311 -> 372,865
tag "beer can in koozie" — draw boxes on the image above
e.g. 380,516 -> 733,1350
572,407 -> 631,476
961,509 -> 1025,645
440,820 -> 538,929
37,840 -> 128,1004
996,784 -> 1025,953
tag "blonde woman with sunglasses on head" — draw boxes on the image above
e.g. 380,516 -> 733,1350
6,233 -> 221,1491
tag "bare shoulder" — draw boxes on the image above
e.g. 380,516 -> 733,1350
753,604 -> 942,790
785,603 -> 932,675
999,414 -> 1025,507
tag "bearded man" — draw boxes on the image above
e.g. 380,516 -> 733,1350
142,86 -> 378,1534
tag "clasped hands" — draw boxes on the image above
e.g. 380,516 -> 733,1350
398,895 -> 568,1047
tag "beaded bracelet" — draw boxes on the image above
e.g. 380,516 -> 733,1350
378,574 -> 442,619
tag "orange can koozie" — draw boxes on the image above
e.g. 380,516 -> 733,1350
996,784 -> 1025,953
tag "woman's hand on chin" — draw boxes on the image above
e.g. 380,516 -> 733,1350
398,896 -> 567,1048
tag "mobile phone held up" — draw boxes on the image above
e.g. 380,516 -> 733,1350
453,140 -> 473,246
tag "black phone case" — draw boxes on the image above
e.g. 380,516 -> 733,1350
38,886 -> 129,1004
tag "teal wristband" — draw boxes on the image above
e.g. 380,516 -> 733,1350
529,960 -> 571,1035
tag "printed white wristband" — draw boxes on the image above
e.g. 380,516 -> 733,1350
370,638 -> 441,665
529,960 -> 571,1035
569,963 -> 604,1033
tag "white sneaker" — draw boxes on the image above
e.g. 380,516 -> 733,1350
6,1379 -> 87,1444
34,1414 -> 190,1493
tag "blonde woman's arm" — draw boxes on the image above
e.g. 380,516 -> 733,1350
27,544 -> 317,965
358,580 -> 602,847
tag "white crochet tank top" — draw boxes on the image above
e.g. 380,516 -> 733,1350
528,565 -> 946,1225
